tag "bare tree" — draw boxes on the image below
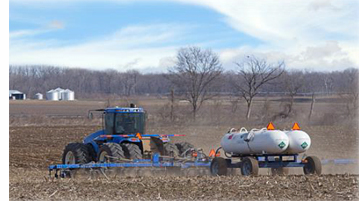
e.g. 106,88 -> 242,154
338,68 -> 358,117
281,70 -> 304,115
233,56 -> 285,119
168,46 -> 223,120
121,70 -> 140,96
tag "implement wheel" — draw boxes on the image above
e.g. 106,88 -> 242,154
241,157 -> 259,176
303,156 -> 322,175
97,143 -> 125,163
210,157 -> 227,176
62,142 -> 92,164
121,143 -> 142,159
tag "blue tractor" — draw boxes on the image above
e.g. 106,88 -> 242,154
62,104 -> 194,165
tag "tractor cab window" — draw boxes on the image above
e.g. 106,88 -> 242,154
105,113 -> 115,134
115,113 -> 145,134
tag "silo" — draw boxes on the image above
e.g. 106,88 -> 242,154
62,89 -> 75,101
54,87 -> 65,100
34,93 -> 43,100
46,90 -> 59,101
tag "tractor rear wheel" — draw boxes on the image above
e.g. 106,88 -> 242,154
241,157 -> 259,176
163,142 -> 179,157
303,156 -> 322,175
210,157 -> 227,176
62,142 -> 92,164
97,143 -> 125,163
175,142 -> 194,157
121,143 -> 142,159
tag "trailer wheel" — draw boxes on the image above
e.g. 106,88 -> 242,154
97,143 -> 125,163
241,157 -> 259,176
163,142 -> 179,157
210,157 -> 227,176
303,156 -> 322,175
175,142 -> 194,156
271,167 -> 289,175
121,143 -> 142,159
62,142 -> 92,164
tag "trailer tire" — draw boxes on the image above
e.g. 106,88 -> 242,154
163,142 -> 179,157
62,142 -> 92,164
210,157 -> 227,176
271,167 -> 289,175
121,143 -> 142,159
97,143 -> 125,163
303,156 -> 322,175
241,157 -> 259,176
175,142 -> 194,156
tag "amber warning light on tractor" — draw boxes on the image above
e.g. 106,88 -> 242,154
266,122 -> 275,130
136,133 -> 142,140
292,122 -> 301,130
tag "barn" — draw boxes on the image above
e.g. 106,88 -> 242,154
9,90 -> 26,100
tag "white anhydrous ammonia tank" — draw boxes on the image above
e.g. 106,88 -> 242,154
284,130 -> 311,154
221,129 -> 289,155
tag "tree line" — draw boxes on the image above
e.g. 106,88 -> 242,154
9,46 -> 358,119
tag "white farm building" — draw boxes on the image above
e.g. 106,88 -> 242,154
34,93 -> 43,100
46,88 -> 75,101
9,90 -> 26,100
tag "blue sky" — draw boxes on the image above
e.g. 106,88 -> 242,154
9,0 -> 359,72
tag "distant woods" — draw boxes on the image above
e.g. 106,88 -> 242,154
9,46 -> 358,119
9,64 -> 358,100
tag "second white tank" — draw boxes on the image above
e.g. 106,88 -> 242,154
284,130 -> 311,154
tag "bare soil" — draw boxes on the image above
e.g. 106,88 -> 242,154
9,98 -> 359,200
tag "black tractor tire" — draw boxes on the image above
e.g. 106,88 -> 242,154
97,143 -> 125,163
85,143 -> 97,162
271,167 -> 289,176
121,143 -> 142,160
62,142 -> 92,164
210,157 -> 227,176
163,142 -> 180,157
175,142 -> 195,156
303,156 -> 322,175
241,157 -> 259,176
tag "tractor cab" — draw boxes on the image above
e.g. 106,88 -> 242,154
103,107 -> 146,135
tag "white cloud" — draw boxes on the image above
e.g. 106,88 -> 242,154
10,24 -> 186,71
10,20 -> 65,39
219,41 -> 357,71
9,0 -> 359,71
